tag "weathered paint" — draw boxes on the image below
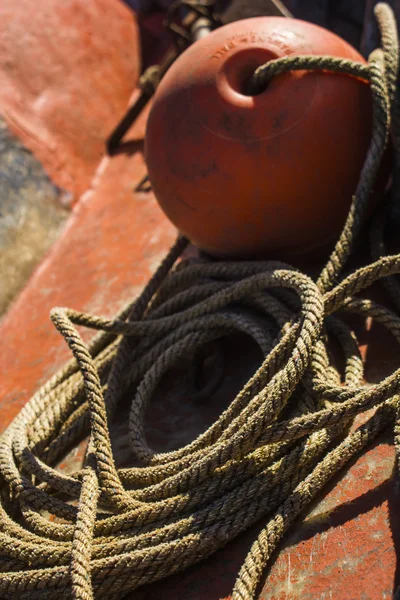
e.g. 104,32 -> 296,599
0,3 -> 399,598
261,441 -> 398,600
0,98 -> 175,427
0,118 -> 67,315
0,0 -> 141,201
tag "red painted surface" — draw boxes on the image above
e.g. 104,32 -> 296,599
0,96 -> 175,427
0,5 -> 398,598
261,441 -> 398,600
0,0 -> 141,201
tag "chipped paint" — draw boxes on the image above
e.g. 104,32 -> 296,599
0,3 -> 399,597
0,138 -> 175,427
0,0 -> 141,200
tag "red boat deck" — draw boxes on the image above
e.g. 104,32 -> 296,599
0,0 -> 141,201
0,1 -> 399,598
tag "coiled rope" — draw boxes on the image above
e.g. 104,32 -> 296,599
0,3 -> 399,599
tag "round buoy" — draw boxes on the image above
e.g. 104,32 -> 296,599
145,17 -> 373,259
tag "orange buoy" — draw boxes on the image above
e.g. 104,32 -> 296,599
145,17 -> 373,259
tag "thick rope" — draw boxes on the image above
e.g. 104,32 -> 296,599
0,4 -> 399,599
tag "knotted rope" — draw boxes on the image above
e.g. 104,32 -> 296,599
0,3 -> 399,599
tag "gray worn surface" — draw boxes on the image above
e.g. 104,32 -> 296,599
0,119 -> 68,316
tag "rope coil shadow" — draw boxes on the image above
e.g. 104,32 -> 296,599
0,3 -> 399,599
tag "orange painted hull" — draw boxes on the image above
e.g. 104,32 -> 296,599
0,2 -> 399,598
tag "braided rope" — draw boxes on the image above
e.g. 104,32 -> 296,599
0,4 -> 399,599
